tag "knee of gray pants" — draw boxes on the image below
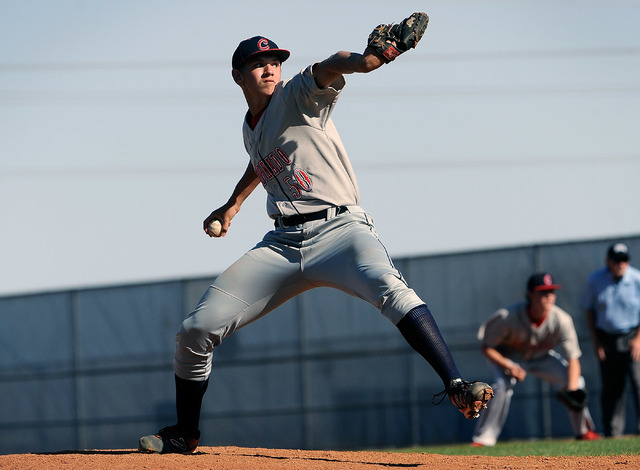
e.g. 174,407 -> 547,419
173,284 -> 255,380
173,312 -> 224,381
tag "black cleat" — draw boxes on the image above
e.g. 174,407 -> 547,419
138,425 -> 200,454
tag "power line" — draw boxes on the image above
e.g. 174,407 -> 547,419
2,154 -> 638,179
0,47 -> 638,72
1,83 -> 639,105
349,85 -> 640,99
423,47 -> 640,62
0,59 -> 229,72
355,154 -> 640,172
0,165 -> 244,178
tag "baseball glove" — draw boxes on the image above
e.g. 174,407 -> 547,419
367,12 -> 429,62
433,379 -> 494,420
556,389 -> 589,411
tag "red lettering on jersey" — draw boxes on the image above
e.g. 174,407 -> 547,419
253,147 -> 314,195
274,147 -> 291,165
254,164 -> 269,186
265,154 -> 282,175
268,153 -> 285,172
258,160 -> 273,179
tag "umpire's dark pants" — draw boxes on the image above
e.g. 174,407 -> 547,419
597,328 -> 640,436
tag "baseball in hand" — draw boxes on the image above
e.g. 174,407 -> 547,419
207,219 -> 222,237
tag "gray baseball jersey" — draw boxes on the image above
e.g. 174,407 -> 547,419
478,302 -> 582,362
243,65 -> 359,218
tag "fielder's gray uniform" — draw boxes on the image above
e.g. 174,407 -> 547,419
472,302 -> 595,446
175,66 -> 424,380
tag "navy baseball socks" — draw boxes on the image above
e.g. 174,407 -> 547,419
397,305 -> 493,419
396,305 -> 462,383
138,375 -> 208,453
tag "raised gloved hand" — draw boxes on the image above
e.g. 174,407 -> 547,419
367,12 -> 429,62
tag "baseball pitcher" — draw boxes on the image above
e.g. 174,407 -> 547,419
138,13 -> 493,454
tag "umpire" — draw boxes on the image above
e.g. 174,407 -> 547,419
582,242 -> 640,437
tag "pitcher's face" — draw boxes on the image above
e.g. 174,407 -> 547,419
236,55 -> 282,97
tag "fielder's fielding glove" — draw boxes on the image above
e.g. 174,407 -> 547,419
367,12 -> 429,62
556,389 -> 589,412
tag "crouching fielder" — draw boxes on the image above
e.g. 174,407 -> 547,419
472,273 -> 600,446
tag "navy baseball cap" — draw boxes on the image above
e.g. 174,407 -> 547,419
232,36 -> 290,70
607,242 -> 630,262
527,272 -> 562,292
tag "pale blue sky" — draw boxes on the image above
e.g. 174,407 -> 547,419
1,0 -> 639,296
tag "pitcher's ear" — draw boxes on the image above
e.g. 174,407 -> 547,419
232,69 -> 243,84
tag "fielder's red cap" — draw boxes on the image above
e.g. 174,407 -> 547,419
232,36 -> 290,70
527,272 -> 562,292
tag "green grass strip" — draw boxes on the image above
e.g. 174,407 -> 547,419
389,435 -> 640,457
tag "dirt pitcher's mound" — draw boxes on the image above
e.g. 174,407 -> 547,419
1,446 -> 639,470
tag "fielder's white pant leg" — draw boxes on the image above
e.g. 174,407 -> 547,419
174,230 -> 310,381
562,381 -> 596,436
472,363 -> 515,446
528,351 -> 595,436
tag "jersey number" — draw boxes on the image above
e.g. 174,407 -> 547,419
284,168 -> 313,199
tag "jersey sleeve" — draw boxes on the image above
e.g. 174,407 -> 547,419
555,308 -> 582,360
478,308 -> 510,348
281,66 -> 342,128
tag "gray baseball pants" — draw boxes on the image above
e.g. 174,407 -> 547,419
174,206 -> 424,381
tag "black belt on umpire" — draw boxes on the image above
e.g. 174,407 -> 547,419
275,206 -> 348,229
596,326 -> 639,353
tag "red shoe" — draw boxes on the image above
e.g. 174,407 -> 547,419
579,430 -> 601,441
471,442 -> 485,447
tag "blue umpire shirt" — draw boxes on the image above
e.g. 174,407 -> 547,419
581,265 -> 640,334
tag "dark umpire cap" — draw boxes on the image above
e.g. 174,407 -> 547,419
232,36 -> 290,70
527,272 -> 562,292
607,242 -> 630,262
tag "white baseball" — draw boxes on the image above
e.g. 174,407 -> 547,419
207,219 -> 222,237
